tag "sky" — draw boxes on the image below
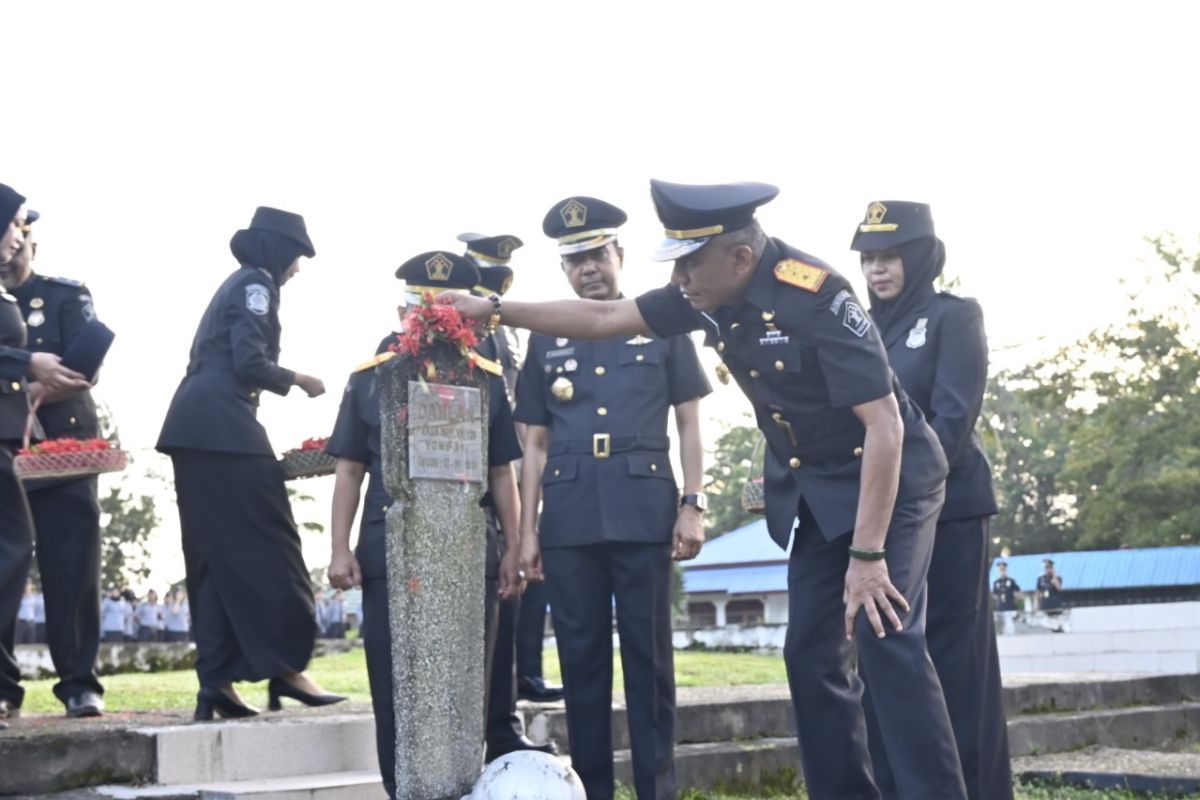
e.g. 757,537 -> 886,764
6,2 -> 1199,587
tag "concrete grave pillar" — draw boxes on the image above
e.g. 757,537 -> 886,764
379,345 -> 490,800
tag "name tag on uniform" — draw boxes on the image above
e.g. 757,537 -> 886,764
546,347 -> 575,359
906,317 -> 928,349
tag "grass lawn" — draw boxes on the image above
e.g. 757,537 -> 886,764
17,647 -> 788,715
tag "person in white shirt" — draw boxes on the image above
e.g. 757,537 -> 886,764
100,588 -> 129,643
163,588 -> 191,643
16,580 -> 38,644
137,590 -> 163,642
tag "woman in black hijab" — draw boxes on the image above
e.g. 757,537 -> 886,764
0,183 -> 89,729
852,201 -> 1012,800
157,207 -> 344,720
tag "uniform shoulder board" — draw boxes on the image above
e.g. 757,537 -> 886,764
774,258 -> 828,293
353,351 -> 397,373
44,275 -> 86,288
0,291 -> 16,303
470,352 -> 504,376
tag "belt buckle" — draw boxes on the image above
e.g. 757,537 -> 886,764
593,433 -> 611,459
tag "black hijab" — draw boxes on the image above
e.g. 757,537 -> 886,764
229,228 -> 305,287
0,183 -> 26,229
866,236 -> 946,341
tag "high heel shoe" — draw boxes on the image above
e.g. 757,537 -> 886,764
193,687 -> 260,721
267,677 -> 347,711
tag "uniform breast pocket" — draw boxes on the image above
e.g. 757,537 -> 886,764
618,346 -> 666,393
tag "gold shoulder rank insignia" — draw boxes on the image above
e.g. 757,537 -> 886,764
470,352 -> 504,376
354,351 -> 396,372
774,259 -> 828,293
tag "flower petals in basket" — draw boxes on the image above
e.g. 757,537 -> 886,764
280,437 -> 335,480
15,438 -> 129,480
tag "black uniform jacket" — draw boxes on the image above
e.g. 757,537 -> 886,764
636,238 -> 947,549
325,333 -> 522,578
0,291 -> 30,442
880,292 -> 997,522
157,266 -> 294,456
514,323 -> 710,548
12,274 -> 100,441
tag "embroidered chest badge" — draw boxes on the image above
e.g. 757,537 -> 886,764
906,317 -> 929,349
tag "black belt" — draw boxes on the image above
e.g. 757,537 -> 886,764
549,434 -> 669,459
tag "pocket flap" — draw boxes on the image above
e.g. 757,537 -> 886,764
543,457 -> 578,485
626,452 -> 672,480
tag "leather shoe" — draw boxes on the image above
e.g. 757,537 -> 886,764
485,735 -> 559,763
0,698 -> 19,720
517,676 -> 564,703
66,691 -> 105,719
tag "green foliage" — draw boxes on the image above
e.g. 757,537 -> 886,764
985,234 -> 1200,553
704,418 -> 764,537
98,486 -> 159,590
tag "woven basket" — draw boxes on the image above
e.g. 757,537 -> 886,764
280,449 -> 336,480
740,435 -> 768,515
15,447 -> 128,480
15,400 -> 129,480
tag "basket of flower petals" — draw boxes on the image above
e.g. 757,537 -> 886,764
280,437 -> 335,480
15,437 -> 129,480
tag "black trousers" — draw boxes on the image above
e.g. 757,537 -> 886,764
170,451 -> 315,687
361,575 -> 397,799
921,517 -> 1012,800
786,488 -> 967,800
541,542 -> 676,800
27,478 -> 104,702
0,444 -> 35,708
516,579 -> 551,680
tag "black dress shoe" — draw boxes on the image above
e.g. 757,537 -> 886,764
485,735 -> 559,763
517,676 -> 565,703
0,698 -> 19,720
194,687 -> 260,721
66,691 -> 105,719
267,677 -> 347,711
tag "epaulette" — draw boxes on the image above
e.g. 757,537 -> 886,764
471,352 -> 503,376
43,275 -> 85,288
354,351 -> 397,373
773,258 -> 828,293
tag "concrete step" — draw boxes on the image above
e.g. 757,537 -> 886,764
614,737 -> 801,795
1013,745 -> 1200,794
1007,702 -> 1200,757
92,770 -> 384,800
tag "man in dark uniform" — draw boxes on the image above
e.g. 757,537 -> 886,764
1037,559 -> 1063,610
993,561 -> 1019,611
514,197 -> 710,800
325,251 -> 526,799
0,209 -> 107,718
460,234 -> 562,760
440,180 -> 966,799
0,183 -> 90,731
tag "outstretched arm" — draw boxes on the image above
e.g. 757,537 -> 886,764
435,293 -> 652,340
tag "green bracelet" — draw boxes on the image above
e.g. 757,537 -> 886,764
848,545 -> 887,561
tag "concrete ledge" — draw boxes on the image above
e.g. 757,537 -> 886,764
1008,703 -> 1200,757
0,728 -> 155,796
91,770 -> 383,800
1005,673 -> 1200,716
615,738 -> 801,795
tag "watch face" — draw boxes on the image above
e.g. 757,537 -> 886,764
683,493 -> 708,511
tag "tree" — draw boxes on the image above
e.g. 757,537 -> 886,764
703,418 -> 764,537
99,485 -> 159,590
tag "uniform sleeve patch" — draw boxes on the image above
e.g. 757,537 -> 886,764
842,300 -> 872,337
245,284 -> 271,316
774,259 -> 828,292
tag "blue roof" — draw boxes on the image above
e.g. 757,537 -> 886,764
684,564 -> 788,596
991,546 -> 1200,592
690,518 -> 790,569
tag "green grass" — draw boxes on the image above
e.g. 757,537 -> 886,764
18,647 -> 788,715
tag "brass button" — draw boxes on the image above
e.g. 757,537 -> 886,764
597,407 -> 608,416
554,469 -> 561,477
10,381 -> 19,391
250,390 -> 258,398
69,416 -> 77,426
635,353 -> 645,362
749,369 -> 760,378
595,366 -> 606,375
789,457 -> 801,469
774,360 -> 785,371
35,337 -> 43,345
556,366 -> 564,373
762,310 -> 775,322
853,446 -> 864,457
717,342 -> 725,352
650,463 -> 658,472
382,504 -> 389,512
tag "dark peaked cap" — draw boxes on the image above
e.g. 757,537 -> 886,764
475,266 -> 514,297
458,232 -> 524,265
395,251 -> 481,293
850,201 -> 936,252
542,197 -> 627,255
244,206 -> 316,258
649,179 -> 778,262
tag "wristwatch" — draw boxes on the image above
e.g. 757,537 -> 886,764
680,492 -> 708,512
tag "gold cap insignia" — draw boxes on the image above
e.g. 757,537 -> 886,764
425,253 -> 453,281
867,201 -> 887,225
561,199 -> 588,228
497,238 -> 518,260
